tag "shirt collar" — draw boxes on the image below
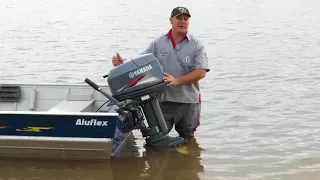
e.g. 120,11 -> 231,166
167,29 -> 190,40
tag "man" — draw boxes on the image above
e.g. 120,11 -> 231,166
112,7 -> 210,140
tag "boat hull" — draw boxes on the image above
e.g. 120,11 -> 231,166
0,111 -> 118,138
0,83 -> 130,159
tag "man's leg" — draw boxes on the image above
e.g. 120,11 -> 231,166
174,103 -> 201,139
159,102 -> 177,133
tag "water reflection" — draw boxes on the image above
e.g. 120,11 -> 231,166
111,138 -> 204,180
0,136 -> 204,180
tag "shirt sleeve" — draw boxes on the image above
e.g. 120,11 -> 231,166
139,40 -> 157,56
194,41 -> 210,72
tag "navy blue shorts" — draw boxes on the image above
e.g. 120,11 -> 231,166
159,101 -> 201,139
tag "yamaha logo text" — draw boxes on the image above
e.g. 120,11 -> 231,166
75,119 -> 108,126
129,64 -> 153,78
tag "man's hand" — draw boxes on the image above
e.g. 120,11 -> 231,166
112,52 -> 125,66
163,72 -> 181,86
163,69 -> 207,86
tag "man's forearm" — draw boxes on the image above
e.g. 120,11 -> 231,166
176,69 -> 207,85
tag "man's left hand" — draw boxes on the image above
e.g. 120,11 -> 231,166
163,72 -> 180,86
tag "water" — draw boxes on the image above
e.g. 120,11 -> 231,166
1,0 -> 320,179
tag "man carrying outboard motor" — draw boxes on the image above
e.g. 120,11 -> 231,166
111,7 -> 210,142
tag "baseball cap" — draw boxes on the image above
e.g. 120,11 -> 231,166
171,7 -> 191,18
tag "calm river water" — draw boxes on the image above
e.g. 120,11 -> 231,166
0,0 -> 320,179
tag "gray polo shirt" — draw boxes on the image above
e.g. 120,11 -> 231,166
140,31 -> 210,103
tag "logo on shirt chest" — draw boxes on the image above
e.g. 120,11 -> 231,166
184,55 -> 191,63
160,48 -> 168,56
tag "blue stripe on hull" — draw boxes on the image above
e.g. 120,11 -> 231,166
0,112 -> 118,139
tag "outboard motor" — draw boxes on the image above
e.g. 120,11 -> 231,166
85,53 -> 185,148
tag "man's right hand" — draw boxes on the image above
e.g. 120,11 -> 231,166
112,52 -> 125,66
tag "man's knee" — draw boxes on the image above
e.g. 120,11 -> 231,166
175,103 -> 200,138
176,128 -> 196,139
175,118 -> 198,139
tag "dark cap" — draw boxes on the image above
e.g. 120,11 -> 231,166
171,7 -> 191,18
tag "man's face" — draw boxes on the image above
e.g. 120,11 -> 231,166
170,14 -> 190,34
